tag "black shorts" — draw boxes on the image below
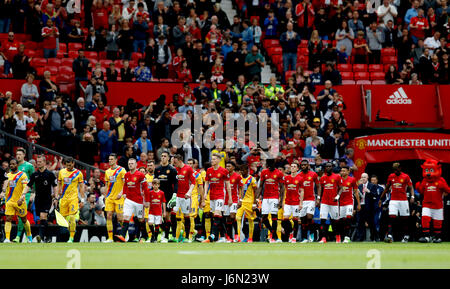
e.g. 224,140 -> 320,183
35,199 -> 52,214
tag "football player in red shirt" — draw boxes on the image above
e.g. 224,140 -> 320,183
334,166 -> 361,243
256,158 -> 285,243
317,162 -> 342,243
379,162 -> 415,243
282,163 -> 303,243
116,158 -> 149,242
173,154 -> 195,242
203,153 -> 232,243
298,159 -> 320,243
224,161 -> 242,242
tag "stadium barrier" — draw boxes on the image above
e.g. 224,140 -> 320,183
0,129 -> 101,179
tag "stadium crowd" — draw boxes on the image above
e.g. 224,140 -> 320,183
0,0 -> 449,243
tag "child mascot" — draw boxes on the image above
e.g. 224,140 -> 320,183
415,159 -> 450,243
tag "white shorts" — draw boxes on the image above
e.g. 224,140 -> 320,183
148,214 -> 163,225
319,204 -> 339,220
339,205 -> 354,218
422,207 -> 444,221
124,199 -> 144,219
283,204 -> 300,218
224,203 -> 238,216
299,201 -> 315,217
262,198 -> 279,215
173,197 -> 191,215
389,200 -> 409,217
210,199 -> 225,213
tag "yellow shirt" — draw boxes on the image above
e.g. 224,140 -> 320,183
5,171 -> 28,203
58,168 -> 84,200
105,166 -> 126,200
115,117 -> 125,141
241,175 -> 257,204
211,150 -> 227,168
191,170 -> 204,198
145,173 -> 154,191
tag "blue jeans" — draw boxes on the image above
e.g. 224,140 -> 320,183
133,40 -> 146,53
3,60 -> 12,75
44,48 -> 57,59
283,52 -> 297,73
0,18 -> 11,33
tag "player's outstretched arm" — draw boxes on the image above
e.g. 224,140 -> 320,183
379,183 -> 391,207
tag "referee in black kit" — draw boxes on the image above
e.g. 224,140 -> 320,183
28,155 -> 57,243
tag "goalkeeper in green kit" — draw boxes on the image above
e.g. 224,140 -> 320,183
14,148 -> 35,242
153,152 -> 178,242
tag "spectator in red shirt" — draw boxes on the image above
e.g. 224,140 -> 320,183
409,8 -> 429,44
295,0 -> 315,40
42,19 -> 59,59
92,0 -> 110,31
0,32 -> 20,75
353,30 -> 370,64
92,100 -> 111,131
177,60 -> 193,82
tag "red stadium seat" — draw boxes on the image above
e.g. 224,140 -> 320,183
59,66 -> 73,74
337,64 -> 352,72
59,43 -> 67,52
131,52 -> 143,61
250,16 -> 260,24
48,58 -> 61,66
68,50 -> 79,58
31,57 -> 47,67
297,47 -> 308,56
99,163 -> 109,171
68,43 -> 82,51
87,58 -> 98,66
353,64 -> 367,72
44,66 -> 58,75
341,71 -> 354,80
356,80 -> 371,84
56,51 -> 65,58
300,40 -> 308,48
381,48 -> 396,56
100,59 -> 113,68
382,56 -> 397,64
264,39 -> 279,49
113,60 -> 123,69
369,64 -> 383,72
372,80 -> 386,84
61,58 -> 74,66
370,71 -> 385,80
270,47 -> 283,56
24,49 -> 36,58
84,51 -> 98,59
98,51 -> 107,59
24,41 -> 38,50
285,70 -> 296,80
342,80 -> 356,85
354,71 -> 370,80
384,64 -> 393,72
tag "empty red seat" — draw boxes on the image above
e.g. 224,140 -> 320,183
338,64 -> 352,72
270,47 -> 283,56
24,49 -> 36,58
24,41 -> 38,50
131,52 -> 143,61
59,43 -> 67,52
285,70 -> 296,80
68,50 -> 79,58
100,59 -> 113,68
98,51 -> 107,59
342,80 -> 356,85
113,60 -> 123,69
372,80 -> 386,84
88,58 -> 98,66
297,47 -> 308,55
48,58 -> 61,66
382,56 -> 397,64
264,39 -> 279,48
31,58 -> 47,67
356,80 -> 371,85
84,51 -> 98,59
68,43 -> 82,51
370,71 -> 385,80
354,71 -> 370,80
61,58 -> 74,66
341,71 -> 354,80
56,51 -> 65,58
59,66 -> 73,74
353,64 -> 367,72
369,64 -> 383,72
381,48 -> 396,56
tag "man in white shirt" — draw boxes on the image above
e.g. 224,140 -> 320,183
424,31 -> 441,55
377,0 -> 398,26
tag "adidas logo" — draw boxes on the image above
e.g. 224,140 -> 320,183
386,87 -> 412,104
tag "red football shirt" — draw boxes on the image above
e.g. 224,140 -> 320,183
124,170 -> 147,204
148,189 -> 166,215
409,16 -> 429,39
320,173 -> 342,205
92,7 -> 110,30
299,170 -> 319,201
418,178 -> 450,209
284,174 -> 302,205
176,164 -> 195,198
42,27 -> 59,49
387,172 -> 412,201
206,166 -> 230,200
1,40 -> 20,60
225,172 -> 242,204
340,176 -> 357,206
260,168 -> 284,199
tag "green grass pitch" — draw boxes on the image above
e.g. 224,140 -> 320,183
0,242 -> 449,269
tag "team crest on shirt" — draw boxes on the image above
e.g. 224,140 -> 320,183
166,170 -> 170,174
400,179 -> 404,182
295,180 -> 299,184
331,179 -> 334,183
435,182 -> 439,186
109,176 -> 115,181
133,178 -> 136,181
218,173 -> 221,177
308,177 -> 311,180
347,182 -> 350,186
273,175 -> 277,178
64,177 -> 71,184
